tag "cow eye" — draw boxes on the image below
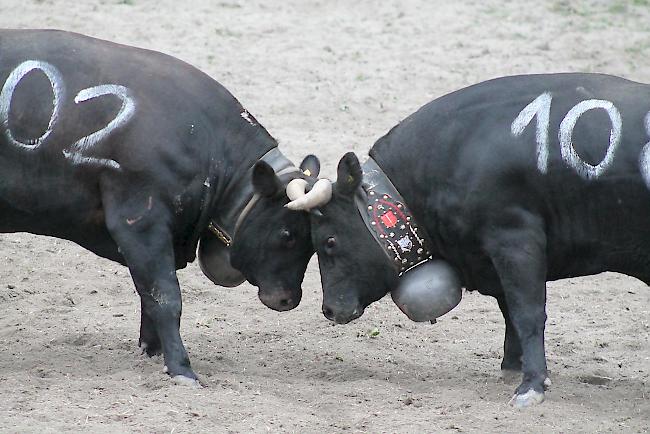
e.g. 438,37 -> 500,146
280,229 -> 295,248
326,236 -> 336,249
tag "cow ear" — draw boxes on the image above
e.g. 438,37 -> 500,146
252,161 -> 281,197
299,154 -> 320,178
336,152 -> 362,196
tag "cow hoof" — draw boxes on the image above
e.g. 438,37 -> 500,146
508,388 -> 545,408
163,364 -> 201,388
172,375 -> 203,388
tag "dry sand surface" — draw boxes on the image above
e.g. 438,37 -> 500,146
1,0 -> 649,432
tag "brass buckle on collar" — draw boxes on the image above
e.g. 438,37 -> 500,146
204,148 -> 300,249
208,221 -> 232,246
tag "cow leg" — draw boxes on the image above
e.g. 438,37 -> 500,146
484,224 -> 548,408
112,222 -> 197,384
139,302 -> 162,356
496,295 -> 523,372
102,191 -> 198,386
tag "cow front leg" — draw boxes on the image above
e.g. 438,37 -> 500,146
118,229 -> 197,384
103,194 -> 198,386
485,224 -> 549,408
139,301 -> 162,356
496,295 -> 523,372
137,276 -> 197,384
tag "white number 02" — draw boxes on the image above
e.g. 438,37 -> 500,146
0,60 -> 135,170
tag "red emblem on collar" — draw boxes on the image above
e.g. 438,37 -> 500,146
381,211 -> 398,228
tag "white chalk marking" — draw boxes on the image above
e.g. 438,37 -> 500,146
64,84 -> 136,169
0,60 -> 65,150
62,150 -> 121,170
240,109 -> 256,126
559,99 -> 622,180
511,92 -> 552,174
639,112 -> 650,190
71,84 -> 135,151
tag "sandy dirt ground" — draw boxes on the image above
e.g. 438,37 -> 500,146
1,0 -> 649,432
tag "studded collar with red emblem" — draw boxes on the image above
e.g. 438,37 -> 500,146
355,157 -> 433,275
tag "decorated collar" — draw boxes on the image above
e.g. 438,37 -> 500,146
356,157 -> 432,275
208,147 -> 300,246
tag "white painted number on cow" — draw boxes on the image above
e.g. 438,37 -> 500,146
63,85 -> 136,170
511,92 -> 552,174
513,93 -> 623,180
559,99 -> 622,180
0,60 -> 65,151
639,112 -> 650,189
0,60 -> 136,169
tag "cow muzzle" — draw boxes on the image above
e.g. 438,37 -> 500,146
322,300 -> 364,324
258,287 -> 302,311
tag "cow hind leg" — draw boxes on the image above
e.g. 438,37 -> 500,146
496,294 -> 523,373
102,189 -> 198,386
484,219 -> 549,408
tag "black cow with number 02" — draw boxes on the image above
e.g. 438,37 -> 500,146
0,29 -> 328,386
304,73 -> 650,407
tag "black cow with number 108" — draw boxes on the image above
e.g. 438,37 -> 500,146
305,73 -> 650,407
0,29 -> 323,385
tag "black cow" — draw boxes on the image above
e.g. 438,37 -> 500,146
0,29 -> 319,385
308,73 -> 650,406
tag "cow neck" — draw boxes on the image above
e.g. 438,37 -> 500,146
355,157 -> 433,275
208,147 -> 299,246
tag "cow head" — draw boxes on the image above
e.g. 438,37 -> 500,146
306,152 -> 400,324
225,155 -> 325,311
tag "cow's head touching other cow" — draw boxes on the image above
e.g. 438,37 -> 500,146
304,152 -> 401,323
303,152 -> 462,325
198,153 -> 325,312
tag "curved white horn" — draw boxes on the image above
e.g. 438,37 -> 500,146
286,178 -> 308,201
286,179 -> 332,211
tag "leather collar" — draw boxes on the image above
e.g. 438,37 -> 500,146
356,157 -> 433,275
208,147 -> 300,246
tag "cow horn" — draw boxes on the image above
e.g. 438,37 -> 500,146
286,179 -> 332,211
286,178 -> 308,201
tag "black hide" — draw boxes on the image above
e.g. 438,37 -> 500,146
312,73 -> 650,405
0,29 -> 316,381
